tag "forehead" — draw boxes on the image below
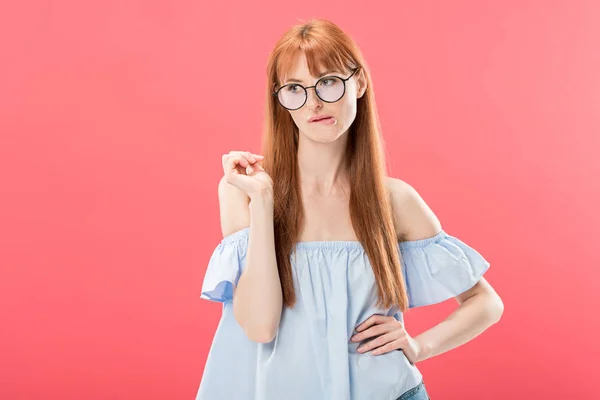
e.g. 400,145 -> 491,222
279,52 -> 344,84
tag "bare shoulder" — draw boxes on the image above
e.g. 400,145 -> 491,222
385,176 -> 443,242
217,175 -> 251,238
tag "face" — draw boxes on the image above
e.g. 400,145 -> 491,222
279,53 -> 366,143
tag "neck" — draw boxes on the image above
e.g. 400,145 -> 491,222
296,131 -> 350,196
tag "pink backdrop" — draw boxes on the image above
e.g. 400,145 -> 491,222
1,1 -> 599,399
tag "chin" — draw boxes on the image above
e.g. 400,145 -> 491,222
303,128 -> 344,143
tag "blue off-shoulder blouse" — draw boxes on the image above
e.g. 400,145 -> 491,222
196,227 -> 490,400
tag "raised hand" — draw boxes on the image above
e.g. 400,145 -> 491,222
221,151 -> 273,199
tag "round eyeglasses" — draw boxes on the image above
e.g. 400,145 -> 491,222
272,68 -> 360,111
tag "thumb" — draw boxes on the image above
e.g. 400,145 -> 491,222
246,163 -> 265,175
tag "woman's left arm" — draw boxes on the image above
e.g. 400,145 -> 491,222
350,278 -> 503,363
412,277 -> 504,363
352,178 -> 504,363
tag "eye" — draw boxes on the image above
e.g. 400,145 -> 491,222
284,84 -> 301,93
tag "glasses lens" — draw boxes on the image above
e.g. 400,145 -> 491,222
278,85 -> 306,110
316,77 -> 344,102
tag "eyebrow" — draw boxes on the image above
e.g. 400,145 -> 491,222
284,71 -> 340,84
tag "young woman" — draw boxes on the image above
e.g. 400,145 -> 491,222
196,19 -> 503,400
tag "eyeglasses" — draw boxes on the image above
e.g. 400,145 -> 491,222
272,68 -> 360,111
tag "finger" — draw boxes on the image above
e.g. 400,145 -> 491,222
252,161 -> 265,170
353,321 -> 402,343
222,154 -> 229,171
229,151 -> 264,164
248,159 -> 267,174
242,151 -> 256,164
252,161 -> 265,171
229,151 -> 262,156
355,316 -> 377,333
244,159 -> 264,173
227,151 -> 264,159
357,331 -> 399,354
233,152 -> 255,167
223,153 -> 264,173
223,153 -> 251,170
351,323 -> 390,342
231,156 -> 249,168
227,156 -> 248,173
355,315 -> 390,332
371,339 -> 404,356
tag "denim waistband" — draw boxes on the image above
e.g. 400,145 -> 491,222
396,380 -> 429,400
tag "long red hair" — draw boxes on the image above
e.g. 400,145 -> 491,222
260,19 -> 409,311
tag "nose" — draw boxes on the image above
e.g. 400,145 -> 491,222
305,87 -> 322,111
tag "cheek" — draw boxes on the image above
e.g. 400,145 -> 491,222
338,100 -> 358,125
288,111 -> 303,125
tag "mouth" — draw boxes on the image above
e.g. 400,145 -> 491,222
309,115 -> 335,123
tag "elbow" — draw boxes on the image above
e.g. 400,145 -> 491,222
233,306 -> 279,343
233,307 -> 279,343
244,326 -> 277,344
487,294 -> 504,324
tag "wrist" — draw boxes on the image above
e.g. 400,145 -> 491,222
414,336 -> 431,363
249,186 -> 274,204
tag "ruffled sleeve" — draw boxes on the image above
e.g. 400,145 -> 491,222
398,230 -> 491,308
201,227 -> 250,303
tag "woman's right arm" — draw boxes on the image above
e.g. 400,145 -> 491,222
218,175 -> 282,343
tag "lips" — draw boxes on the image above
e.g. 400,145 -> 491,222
309,115 -> 333,122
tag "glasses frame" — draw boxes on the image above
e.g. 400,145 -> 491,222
272,67 -> 361,111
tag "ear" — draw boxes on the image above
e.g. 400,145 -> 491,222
356,68 -> 367,99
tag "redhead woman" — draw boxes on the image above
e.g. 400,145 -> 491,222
196,18 -> 503,400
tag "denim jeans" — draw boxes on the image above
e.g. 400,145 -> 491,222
395,380 -> 430,400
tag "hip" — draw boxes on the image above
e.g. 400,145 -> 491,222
395,380 -> 429,400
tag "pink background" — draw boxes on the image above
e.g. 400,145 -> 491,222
1,1 -> 599,399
